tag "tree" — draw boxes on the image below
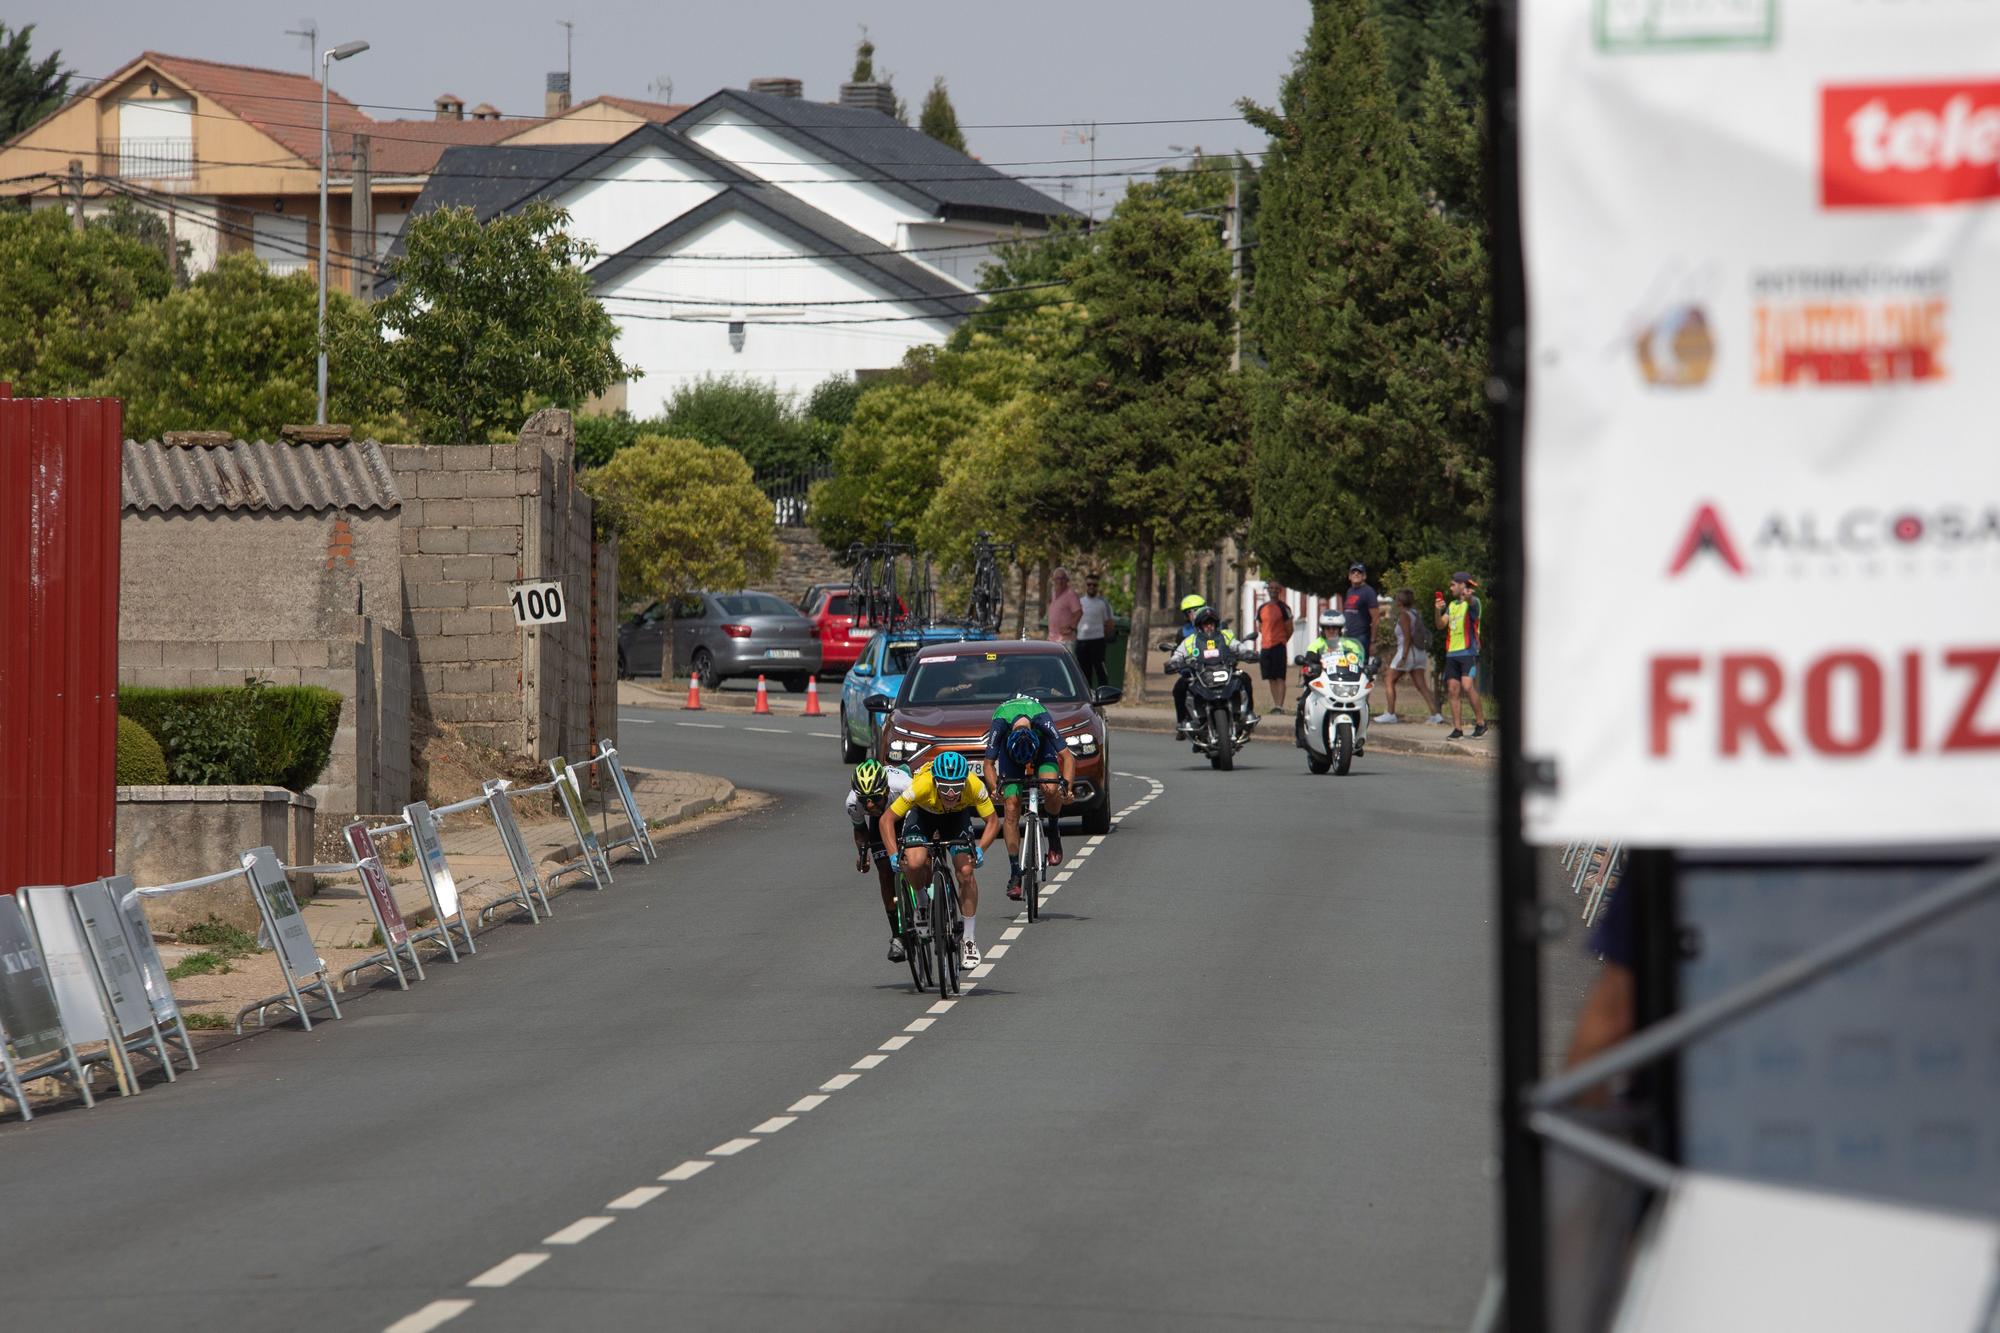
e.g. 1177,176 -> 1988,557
659,374 -> 823,476
0,206 -> 170,395
582,435 -> 780,602
104,254 -> 375,440
918,77 -> 966,153
342,201 -> 631,444
1374,0 -> 1483,119
89,198 -> 192,288
810,381 -> 987,551
961,220 -> 1092,344
1037,184 -> 1247,699
1242,0 -> 1490,592
0,24 -> 69,139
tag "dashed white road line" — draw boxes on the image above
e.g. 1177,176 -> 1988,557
384,1300 -> 475,1333
745,726 -> 793,735
617,716 -> 658,725
381,767 -> 1168,1333
810,731 -> 840,739
544,1217 -> 616,1245
466,1253 -> 549,1288
675,722 -> 724,729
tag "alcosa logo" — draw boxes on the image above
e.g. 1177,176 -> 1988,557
1596,0 -> 1776,51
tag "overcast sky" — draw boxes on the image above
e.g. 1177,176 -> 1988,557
28,1 -> 1306,217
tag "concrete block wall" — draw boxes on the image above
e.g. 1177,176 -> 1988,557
755,527 -> 852,604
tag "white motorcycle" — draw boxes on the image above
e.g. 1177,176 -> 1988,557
1296,646 -> 1373,775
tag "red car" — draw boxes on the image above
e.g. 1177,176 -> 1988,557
799,586 -> 904,676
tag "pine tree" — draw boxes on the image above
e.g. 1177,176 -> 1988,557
1241,0 -> 1490,592
918,77 -> 966,153
0,23 -> 69,138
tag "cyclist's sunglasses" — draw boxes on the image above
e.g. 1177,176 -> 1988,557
935,782 -> 966,801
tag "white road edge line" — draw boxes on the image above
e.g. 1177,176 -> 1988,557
467,1253 -> 549,1289
617,716 -> 659,724
675,722 -> 724,729
969,963 -> 994,978
752,1116 -> 796,1134
1001,927 -> 1023,940
607,1186 -> 667,1210
984,944 -> 1009,958
852,1053 -> 889,1069
927,1000 -> 956,1015
809,731 -> 839,738
821,1072 -> 862,1091
788,1094 -> 829,1113
709,1137 -> 760,1156
659,1159 -> 713,1182
544,1217 -> 616,1245
904,1017 -> 935,1032
880,1035 -> 913,1050
745,726 -> 792,734
384,1299 -> 476,1333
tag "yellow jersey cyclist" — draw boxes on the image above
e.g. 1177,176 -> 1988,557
846,760 -> 915,964
877,749 -> 1000,971
981,695 -> 1075,901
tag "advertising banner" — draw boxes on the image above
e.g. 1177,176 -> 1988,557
240,848 -> 322,983
550,757 -> 605,865
1519,1 -> 2000,844
0,896 -> 65,1060
21,884 -> 150,1044
483,780 -> 542,900
343,821 -> 408,946
110,874 -> 180,1025
403,803 -> 462,921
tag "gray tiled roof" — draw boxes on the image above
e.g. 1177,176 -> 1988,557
122,438 -> 402,514
674,90 -> 1084,227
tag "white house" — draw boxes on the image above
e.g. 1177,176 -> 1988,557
395,84 -> 1081,413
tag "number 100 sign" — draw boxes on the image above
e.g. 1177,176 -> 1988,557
510,581 -> 567,626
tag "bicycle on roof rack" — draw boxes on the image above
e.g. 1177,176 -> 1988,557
965,531 -> 1015,634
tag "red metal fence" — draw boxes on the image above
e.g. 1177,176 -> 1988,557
0,397 -> 123,895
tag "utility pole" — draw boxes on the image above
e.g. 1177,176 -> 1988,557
1227,159 -> 1243,375
352,133 -> 373,303
68,159 -> 84,231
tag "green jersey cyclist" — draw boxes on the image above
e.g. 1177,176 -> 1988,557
982,695 -> 1076,900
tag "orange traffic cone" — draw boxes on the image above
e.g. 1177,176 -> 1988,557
802,675 -> 824,717
754,674 -> 771,714
683,671 -> 704,710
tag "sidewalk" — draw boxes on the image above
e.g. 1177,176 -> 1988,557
617,677 -> 1495,764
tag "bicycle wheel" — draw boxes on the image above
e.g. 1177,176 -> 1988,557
933,865 -> 960,996
1020,806 -> 1040,923
901,882 -> 926,993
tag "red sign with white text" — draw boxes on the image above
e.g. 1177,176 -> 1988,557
1823,81 -> 2000,208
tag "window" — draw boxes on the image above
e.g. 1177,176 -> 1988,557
825,593 -> 853,616
715,593 -> 794,617
117,96 -> 193,179
728,320 -> 746,353
672,595 -> 705,619
902,652 -> 1085,706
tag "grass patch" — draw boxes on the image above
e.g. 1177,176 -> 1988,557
182,1012 -> 231,1030
178,918 -> 258,959
166,950 -> 230,980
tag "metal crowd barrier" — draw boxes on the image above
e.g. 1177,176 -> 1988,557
2,741 -> 662,1122
1561,841 -> 1625,931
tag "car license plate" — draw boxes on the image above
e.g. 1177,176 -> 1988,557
766,649 -> 802,659
848,627 -> 874,640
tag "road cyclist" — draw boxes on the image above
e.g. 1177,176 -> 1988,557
877,749 -> 1000,970
846,759 -> 915,964
981,695 -> 1076,902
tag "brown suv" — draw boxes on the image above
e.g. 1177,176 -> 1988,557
864,639 -> 1121,833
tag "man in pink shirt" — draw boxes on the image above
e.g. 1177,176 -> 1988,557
1046,567 -> 1082,643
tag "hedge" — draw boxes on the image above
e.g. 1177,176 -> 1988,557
115,715 -> 169,785
118,683 -> 343,790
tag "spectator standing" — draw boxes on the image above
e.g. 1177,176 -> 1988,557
1046,567 -> 1082,644
1340,563 -> 1383,662
1255,588 -> 1296,714
1435,572 -> 1488,739
1075,573 -> 1114,687
1376,589 -> 1443,724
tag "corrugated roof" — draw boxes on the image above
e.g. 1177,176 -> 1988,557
122,438 -> 402,514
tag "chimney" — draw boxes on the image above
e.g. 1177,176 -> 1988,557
749,76 -> 803,99
838,81 -> 897,117
470,102 -> 501,121
434,93 -> 463,121
546,71 -> 571,118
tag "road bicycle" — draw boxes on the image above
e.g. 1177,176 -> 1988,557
894,868 -> 936,994
964,530 -> 1014,633
1015,775 -> 1068,924
898,831 -> 969,996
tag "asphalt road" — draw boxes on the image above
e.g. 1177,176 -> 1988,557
0,708 -> 1566,1333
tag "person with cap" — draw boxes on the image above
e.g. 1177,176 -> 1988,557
1338,563 -> 1383,664
1435,571 -> 1488,739
1046,567 -> 1082,644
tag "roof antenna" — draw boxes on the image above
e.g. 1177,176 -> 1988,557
557,19 -> 575,95
285,19 -> 318,78
649,75 -> 674,102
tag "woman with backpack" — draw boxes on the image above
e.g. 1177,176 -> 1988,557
1375,589 -> 1443,724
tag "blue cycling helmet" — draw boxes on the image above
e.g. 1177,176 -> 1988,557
931,750 -> 969,784
1005,726 -> 1041,767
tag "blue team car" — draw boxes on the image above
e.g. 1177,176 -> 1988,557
837,624 -> 998,763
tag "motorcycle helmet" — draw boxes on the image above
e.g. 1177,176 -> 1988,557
851,759 -> 889,799
1004,725 -> 1041,767
931,750 -> 969,784
1193,606 -> 1221,630
1179,594 -> 1207,613
1318,609 -> 1346,631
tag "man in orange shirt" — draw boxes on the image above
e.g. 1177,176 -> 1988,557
1255,588 -> 1296,714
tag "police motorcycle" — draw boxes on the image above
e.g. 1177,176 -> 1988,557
1297,612 -> 1375,776
1158,614 -> 1260,771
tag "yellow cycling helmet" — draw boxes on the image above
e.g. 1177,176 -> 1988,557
1179,594 -> 1207,613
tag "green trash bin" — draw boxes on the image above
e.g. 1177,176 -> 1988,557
1100,619 -> 1129,690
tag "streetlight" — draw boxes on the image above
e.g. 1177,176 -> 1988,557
319,39 -> 369,425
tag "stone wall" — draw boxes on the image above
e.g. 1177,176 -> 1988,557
755,527 -> 851,604
117,786 -> 315,935
385,410 -> 615,763
117,612 -> 409,820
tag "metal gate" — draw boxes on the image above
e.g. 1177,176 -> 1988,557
0,395 -> 124,895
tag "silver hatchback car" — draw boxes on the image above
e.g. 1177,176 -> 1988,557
662,590 -> 823,691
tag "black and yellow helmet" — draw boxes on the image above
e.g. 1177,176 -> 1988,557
851,759 -> 890,800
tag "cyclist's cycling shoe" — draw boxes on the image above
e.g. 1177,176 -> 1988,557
1006,873 -> 1023,901
887,936 -> 908,963
961,939 -> 981,969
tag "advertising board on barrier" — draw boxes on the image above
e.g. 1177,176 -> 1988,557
483,780 -> 543,902
1520,1 -> 2000,845
0,895 -> 65,1060
241,848 -> 321,983
403,803 -> 462,922
343,822 -> 408,946
22,883 -> 151,1045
